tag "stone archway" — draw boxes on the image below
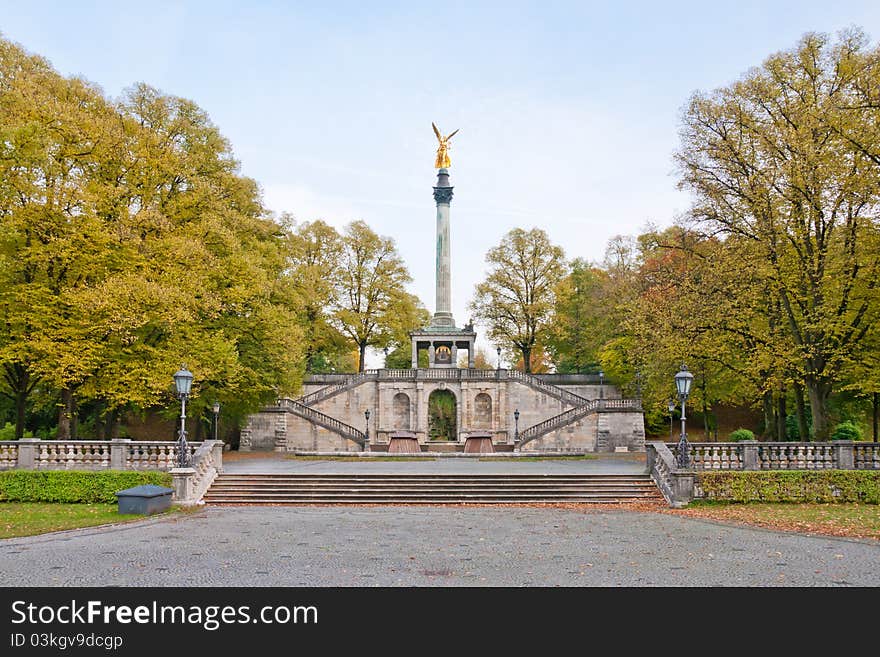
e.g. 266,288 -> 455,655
474,392 -> 492,428
428,389 -> 457,441
392,392 -> 411,430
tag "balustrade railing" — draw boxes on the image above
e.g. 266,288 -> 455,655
127,441 -> 199,470
854,443 -> 880,470
0,441 -> 20,470
282,399 -> 365,446
508,370 -> 589,406
294,370 -> 379,406
665,441 -> 877,471
517,401 -> 599,446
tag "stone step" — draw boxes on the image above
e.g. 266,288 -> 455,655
204,473 -> 662,505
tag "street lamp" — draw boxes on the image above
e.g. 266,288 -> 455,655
212,401 -> 220,442
598,370 -> 605,399
667,399 -> 676,442
364,409 -> 371,449
383,346 -> 388,367
514,408 -> 520,442
173,365 -> 193,468
674,364 -> 695,468
496,346 -> 502,371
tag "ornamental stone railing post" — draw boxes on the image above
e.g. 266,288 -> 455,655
211,440 -> 224,473
17,438 -> 41,469
670,471 -> 695,506
833,441 -> 855,470
170,467 -> 196,503
110,439 -> 131,470
741,440 -> 759,470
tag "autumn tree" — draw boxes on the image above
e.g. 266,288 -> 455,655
332,221 -> 426,372
676,30 -> 880,438
469,228 -> 566,373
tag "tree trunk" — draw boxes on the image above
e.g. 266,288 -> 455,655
15,386 -> 27,441
70,395 -> 79,440
521,346 -> 532,373
776,391 -> 787,442
873,392 -> 878,443
793,383 -> 809,441
762,391 -> 774,439
358,342 -> 367,373
805,378 -> 832,440
106,408 -> 120,440
57,388 -> 73,440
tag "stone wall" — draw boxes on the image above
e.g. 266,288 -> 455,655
243,375 -> 645,453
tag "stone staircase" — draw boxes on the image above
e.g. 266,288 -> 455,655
203,473 -> 663,504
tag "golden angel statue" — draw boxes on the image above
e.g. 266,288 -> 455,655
432,122 -> 459,168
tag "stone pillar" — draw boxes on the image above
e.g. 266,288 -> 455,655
110,439 -> 131,470
431,168 -> 455,328
468,339 -> 475,369
428,344 -> 435,366
211,440 -> 224,473
17,438 -> 41,469
451,344 -> 458,366
411,340 -> 418,368
170,467 -> 196,504
670,471 -> 695,508
240,420 -> 253,452
741,440 -> 759,471
274,411 -> 287,452
833,440 -> 855,470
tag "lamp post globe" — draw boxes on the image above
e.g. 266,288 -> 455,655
172,365 -> 193,468
674,364 -> 694,468
212,401 -> 220,442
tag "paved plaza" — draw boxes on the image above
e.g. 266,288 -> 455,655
3,505 -> 878,586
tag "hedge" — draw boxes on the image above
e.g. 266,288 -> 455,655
697,471 -> 880,504
0,471 -> 173,503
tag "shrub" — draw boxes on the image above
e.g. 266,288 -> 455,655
697,471 -> 880,503
728,428 -> 755,442
0,423 -> 33,441
0,471 -> 173,503
831,421 -> 862,441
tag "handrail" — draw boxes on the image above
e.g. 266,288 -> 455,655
294,370 -> 379,406
646,442 -> 678,505
280,399 -> 366,446
517,401 -> 600,447
507,370 -> 590,406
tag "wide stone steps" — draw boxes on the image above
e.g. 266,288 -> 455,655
204,473 -> 662,504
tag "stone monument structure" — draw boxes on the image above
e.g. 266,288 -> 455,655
240,124 -> 645,454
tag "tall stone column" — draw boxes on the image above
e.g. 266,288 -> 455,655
432,168 -> 455,328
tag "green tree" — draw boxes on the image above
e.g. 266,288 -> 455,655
469,228 -> 567,373
675,30 -> 880,438
332,221 -> 425,372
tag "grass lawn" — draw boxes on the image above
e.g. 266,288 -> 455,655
672,502 -> 880,540
0,503 -> 173,539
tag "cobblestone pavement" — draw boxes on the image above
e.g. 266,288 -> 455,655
3,506 -> 878,586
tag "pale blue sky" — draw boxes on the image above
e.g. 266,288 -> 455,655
2,1 -> 879,363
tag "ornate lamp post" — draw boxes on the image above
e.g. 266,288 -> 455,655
598,370 -> 605,399
514,408 -> 520,442
364,409 -> 371,450
212,401 -> 220,442
668,399 -> 676,442
383,346 -> 388,367
496,346 -> 502,371
674,364 -> 695,468
173,366 -> 194,468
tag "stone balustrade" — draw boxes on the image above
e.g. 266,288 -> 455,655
0,438 -> 221,505
0,441 -> 20,469
0,439 -> 202,472
665,441 -> 878,472
645,442 -> 694,508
